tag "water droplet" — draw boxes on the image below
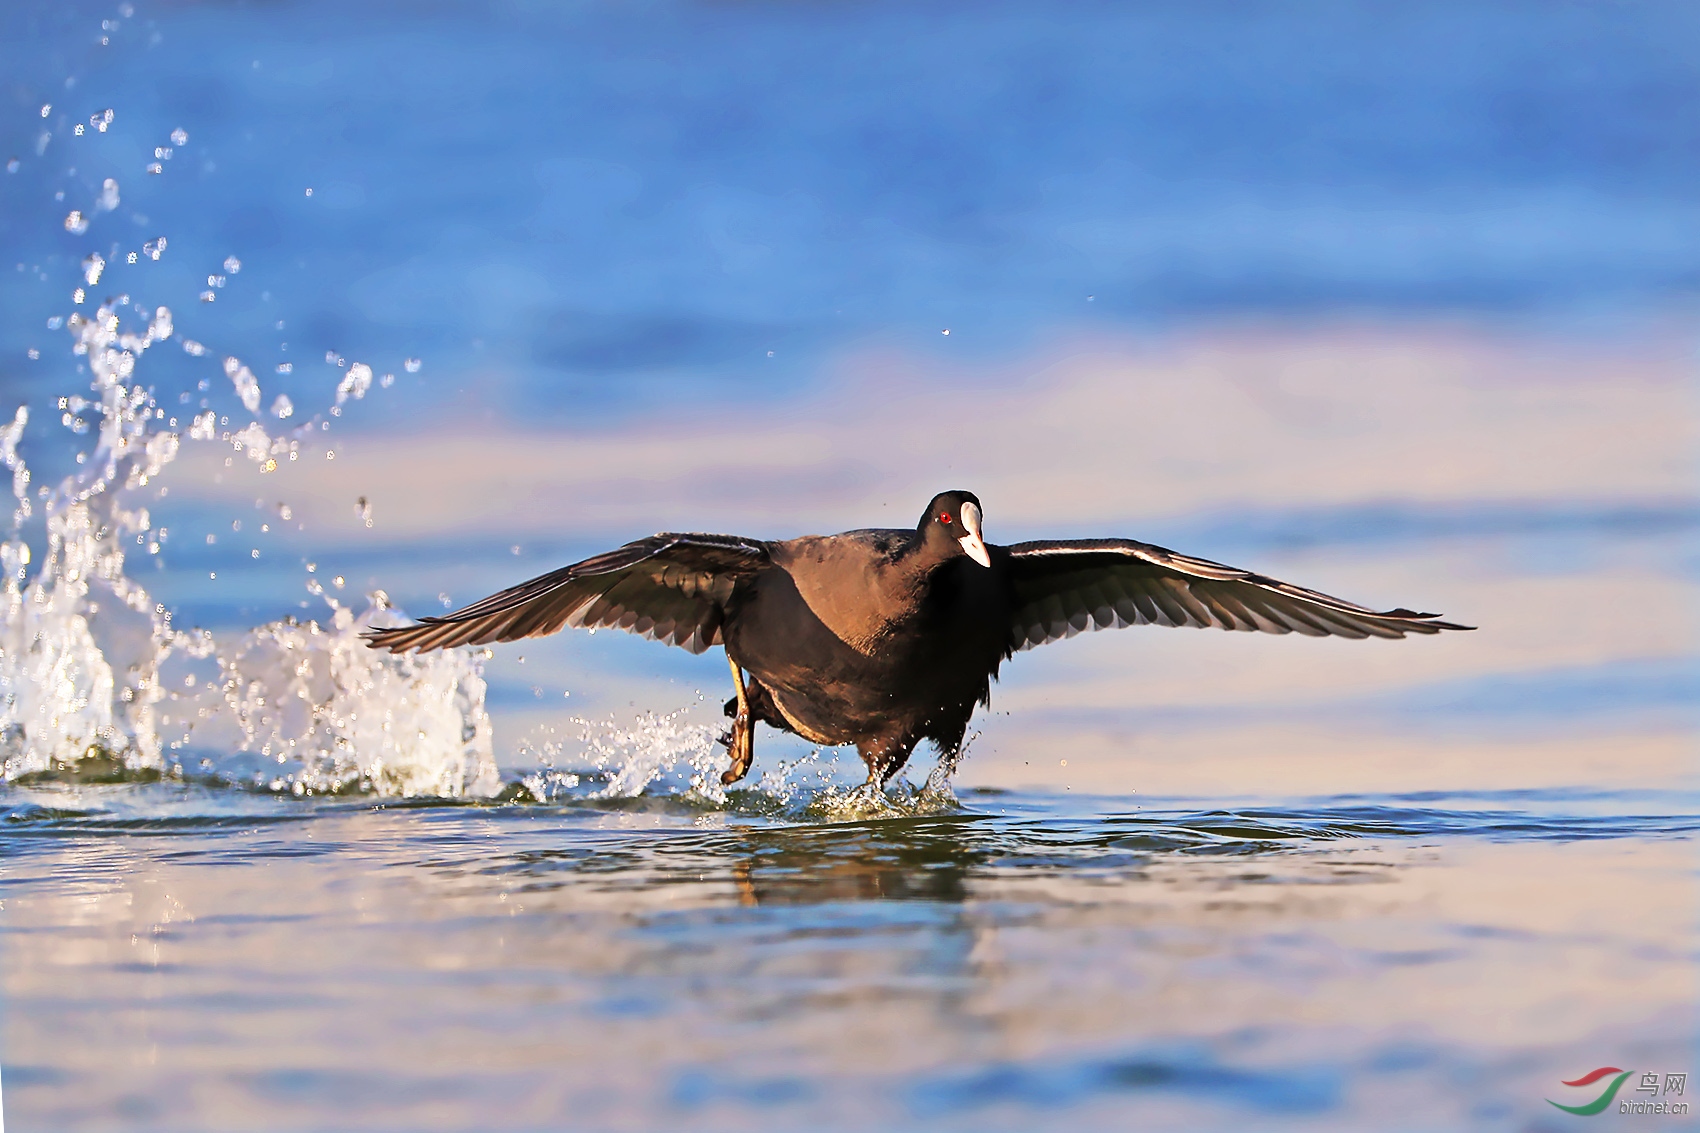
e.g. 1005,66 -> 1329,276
26,348 -> 39,360
97,178 -> 119,211
403,357 -> 421,373
223,256 -> 241,274
46,316 -> 63,330
170,127 -> 187,146
336,363 -> 372,403
72,287 -> 85,304
74,124 -> 84,136
4,158 -> 17,174
81,253 -> 104,286
275,363 -> 292,375
126,252 -> 137,264
378,372 -> 394,388
63,210 -> 88,234
40,104 -> 51,118
270,394 -> 293,419
304,187 -> 313,197
941,329 -> 951,336
199,290 -> 215,303
332,575 -> 345,590
251,549 -> 260,559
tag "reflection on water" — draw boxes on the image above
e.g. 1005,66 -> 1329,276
2,785 -> 1695,1131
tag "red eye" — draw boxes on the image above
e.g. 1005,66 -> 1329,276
939,513 -> 952,525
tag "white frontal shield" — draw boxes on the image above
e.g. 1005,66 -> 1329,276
958,501 -> 991,567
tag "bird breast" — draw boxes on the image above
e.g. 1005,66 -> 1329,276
773,539 -> 929,658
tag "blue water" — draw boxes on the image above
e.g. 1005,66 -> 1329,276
5,1 -> 1699,436
2,783 -> 1696,1130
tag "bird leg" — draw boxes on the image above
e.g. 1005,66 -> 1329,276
857,735 -> 917,789
719,654 -> 755,786
922,743 -> 962,800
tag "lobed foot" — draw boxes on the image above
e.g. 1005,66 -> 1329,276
720,653 -> 756,785
719,710 -> 754,785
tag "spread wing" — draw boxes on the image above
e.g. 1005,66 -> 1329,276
364,532 -> 772,655
1005,538 -> 1472,651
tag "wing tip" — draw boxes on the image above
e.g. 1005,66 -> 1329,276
1381,609 -> 1476,633
361,627 -> 405,653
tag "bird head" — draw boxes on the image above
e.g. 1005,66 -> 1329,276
920,490 -> 991,567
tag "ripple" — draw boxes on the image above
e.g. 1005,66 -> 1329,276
2,778 -> 1696,848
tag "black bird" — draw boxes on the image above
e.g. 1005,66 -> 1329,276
365,491 -> 1472,788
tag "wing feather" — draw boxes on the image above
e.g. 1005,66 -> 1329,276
1005,538 -> 1471,651
365,532 -> 770,655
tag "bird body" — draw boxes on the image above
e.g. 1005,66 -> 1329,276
366,491 -> 1471,786
726,530 -> 1009,757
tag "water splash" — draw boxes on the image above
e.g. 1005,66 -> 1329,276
797,734 -> 975,820
335,362 -> 373,405
507,710 -> 966,818
2,300 -> 184,776
224,355 -> 261,413
0,296 -> 496,798
211,597 -> 497,798
515,710 -> 722,803
803,776 -> 965,822
754,746 -> 850,807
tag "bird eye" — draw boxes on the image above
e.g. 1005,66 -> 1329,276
939,513 -> 952,525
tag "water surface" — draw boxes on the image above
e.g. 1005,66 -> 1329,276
4,784 -> 1695,1131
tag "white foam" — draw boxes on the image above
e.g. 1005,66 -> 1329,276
514,710 -> 722,802
1,299 -> 497,798
213,597 -> 498,798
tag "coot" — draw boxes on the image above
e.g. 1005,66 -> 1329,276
366,491 -> 1471,786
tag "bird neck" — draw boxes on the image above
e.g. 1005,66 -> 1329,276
890,526 -> 958,587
